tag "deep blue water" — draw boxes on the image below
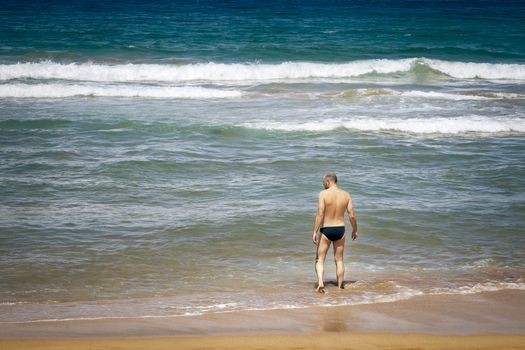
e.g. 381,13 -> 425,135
1,0 -> 524,64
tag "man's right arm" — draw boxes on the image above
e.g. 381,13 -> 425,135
347,194 -> 358,241
312,192 -> 325,245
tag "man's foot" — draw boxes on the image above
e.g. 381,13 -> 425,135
316,285 -> 326,294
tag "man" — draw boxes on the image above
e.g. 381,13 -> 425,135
312,172 -> 357,293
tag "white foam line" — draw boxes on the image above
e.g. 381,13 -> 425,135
242,116 -> 525,134
0,59 -> 414,82
401,90 -> 490,100
0,83 -> 243,98
1,58 -> 523,82
0,314 -> 180,324
429,281 -> 525,295
318,88 -> 524,100
422,58 -> 525,80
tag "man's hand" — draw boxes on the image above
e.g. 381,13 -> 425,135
312,232 -> 319,246
351,230 -> 358,241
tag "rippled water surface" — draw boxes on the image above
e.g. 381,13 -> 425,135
1,0 -> 524,322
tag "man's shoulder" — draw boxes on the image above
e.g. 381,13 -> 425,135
338,188 -> 351,198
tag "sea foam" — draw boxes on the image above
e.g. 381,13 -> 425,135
0,83 -> 243,98
430,281 -> 525,295
1,58 -> 524,82
242,116 -> 525,134
400,90 -> 491,100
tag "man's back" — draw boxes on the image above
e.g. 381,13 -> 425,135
319,187 -> 350,227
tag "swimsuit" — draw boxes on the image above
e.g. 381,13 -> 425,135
320,226 -> 345,241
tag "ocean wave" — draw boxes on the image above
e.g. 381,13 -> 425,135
423,59 -> 525,80
1,83 -> 521,101
241,116 -> 525,134
336,280 -> 525,306
463,91 -> 525,99
0,301 -> 30,306
0,83 -> 243,98
430,281 -> 525,295
327,88 -> 507,100
1,58 -> 524,83
325,88 -> 398,98
401,90 -> 491,100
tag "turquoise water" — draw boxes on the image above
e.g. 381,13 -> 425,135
1,0 -> 524,322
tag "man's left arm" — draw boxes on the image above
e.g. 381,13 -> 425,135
347,194 -> 358,241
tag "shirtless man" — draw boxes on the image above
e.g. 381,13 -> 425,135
312,172 -> 357,293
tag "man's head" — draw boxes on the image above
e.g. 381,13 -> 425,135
323,172 -> 338,189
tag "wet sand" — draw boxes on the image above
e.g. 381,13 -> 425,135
1,290 -> 524,349
2,333 -> 525,350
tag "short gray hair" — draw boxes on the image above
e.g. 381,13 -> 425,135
323,172 -> 338,183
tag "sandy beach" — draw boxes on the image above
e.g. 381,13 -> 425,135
1,290 -> 524,349
2,333 -> 525,350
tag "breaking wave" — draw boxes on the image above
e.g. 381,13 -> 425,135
1,58 -> 524,83
242,116 -> 525,134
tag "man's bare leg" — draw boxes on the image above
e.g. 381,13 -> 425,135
315,234 -> 331,293
333,236 -> 346,289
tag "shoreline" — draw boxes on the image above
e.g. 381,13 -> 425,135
1,289 -> 524,340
